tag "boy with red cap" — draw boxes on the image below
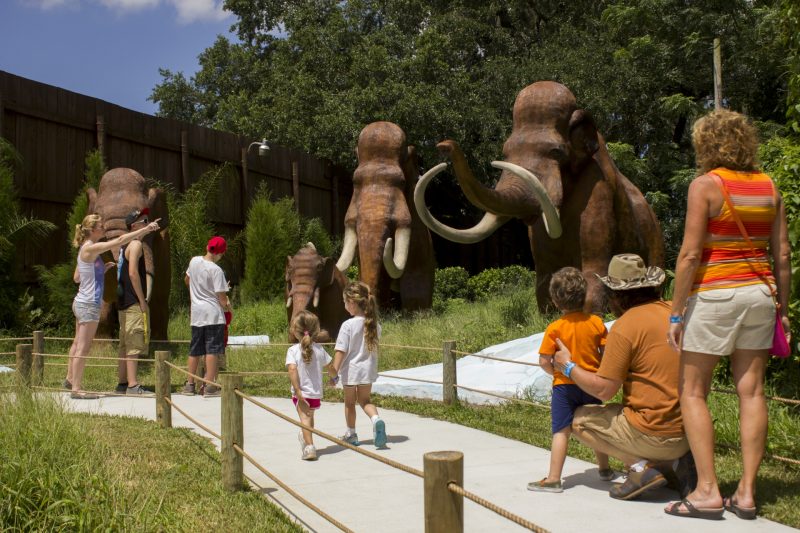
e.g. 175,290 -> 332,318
183,236 -> 231,397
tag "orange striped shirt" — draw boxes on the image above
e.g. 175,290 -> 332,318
692,167 -> 776,293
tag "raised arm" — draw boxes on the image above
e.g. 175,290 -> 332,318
80,219 -> 161,261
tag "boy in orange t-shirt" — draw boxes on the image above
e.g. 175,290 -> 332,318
528,267 -> 610,493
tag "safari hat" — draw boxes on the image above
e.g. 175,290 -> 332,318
596,253 -> 665,290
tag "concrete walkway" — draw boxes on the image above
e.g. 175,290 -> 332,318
64,394 -> 793,533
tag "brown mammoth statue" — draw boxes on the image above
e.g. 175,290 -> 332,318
415,81 -> 664,313
336,121 -> 435,310
285,242 -> 349,342
87,168 -> 170,340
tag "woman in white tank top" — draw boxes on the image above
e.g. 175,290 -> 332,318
66,213 -> 160,399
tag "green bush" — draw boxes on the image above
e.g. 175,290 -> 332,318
301,217 -> 334,257
240,185 -> 301,301
467,265 -> 535,301
434,266 -> 470,301
66,149 -> 105,247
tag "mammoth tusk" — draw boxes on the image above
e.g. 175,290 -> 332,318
383,227 -> 411,279
306,242 -> 316,250
313,287 -> 320,308
285,296 -> 292,308
335,225 -> 357,272
490,161 -> 562,239
414,162 -> 511,243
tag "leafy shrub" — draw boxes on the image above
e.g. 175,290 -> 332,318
240,185 -> 301,301
166,166 -> 223,308
301,217 -> 334,257
467,265 -> 535,300
434,266 -> 470,301
346,265 -> 359,282
66,149 -> 105,246
500,289 -> 533,329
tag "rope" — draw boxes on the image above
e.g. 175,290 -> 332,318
235,390 -> 424,478
447,482 -> 550,533
711,387 -> 800,406
29,385 -> 153,398
233,444 -> 354,532
0,337 -> 33,342
0,352 -> 17,356
164,397 -> 222,440
33,353 -> 148,362
164,361 -> 218,387
378,373 -> 443,386
453,384 -> 551,410
237,371 -> 288,376
380,343 -> 441,352
43,362 -> 119,368
716,442 -> 800,466
0,363 -> 16,368
467,353 -> 541,367
43,337 -> 118,343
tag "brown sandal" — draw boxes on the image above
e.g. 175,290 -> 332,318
665,499 -> 724,520
724,495 -> 757,520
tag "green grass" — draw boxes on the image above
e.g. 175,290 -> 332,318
1,291 -> 799,527
0,389 -> 302,532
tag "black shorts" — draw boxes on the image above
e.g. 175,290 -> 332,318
190,324 -> 225,356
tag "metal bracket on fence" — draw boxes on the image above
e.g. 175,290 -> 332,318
221,373 -> 244,491
424,451 -> 464,532
156,350 -> 172,429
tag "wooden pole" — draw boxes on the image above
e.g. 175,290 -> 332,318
442,341 -> 458,405
32,330 -> 44,386
155,350 -> 172,429
220,373 -> 244,491
713,37 -> 722,110
181,130 -> 190,192
15,344 -> 32,387
292,161 -> 300,212
96,114 -> 106,161
424,451 -> 464,533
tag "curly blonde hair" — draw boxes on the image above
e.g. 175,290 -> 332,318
72,214 -> 102,248
549,267 -> 586,312
344,281 -> 379,352
289,310 -> 322,364
692,109 -> 759,174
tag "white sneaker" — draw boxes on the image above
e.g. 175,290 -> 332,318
298,431 -> 307,453
302,444 -> 317,461
340,432 -> 359,446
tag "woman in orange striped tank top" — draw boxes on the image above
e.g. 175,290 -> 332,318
664,110 -> 791,520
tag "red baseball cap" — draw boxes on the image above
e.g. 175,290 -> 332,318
207,236 -> 227,254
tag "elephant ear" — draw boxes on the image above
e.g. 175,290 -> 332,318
87,188 -> 98,214
147,188 -> 169,228
568,109 -> 600,174
320,256 -> 337,287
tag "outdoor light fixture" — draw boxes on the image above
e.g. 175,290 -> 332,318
248,138 -> 270,156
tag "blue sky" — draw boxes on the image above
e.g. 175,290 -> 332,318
0,0 -> 236,114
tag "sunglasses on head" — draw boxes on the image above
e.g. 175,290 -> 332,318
135,217 -> 149,225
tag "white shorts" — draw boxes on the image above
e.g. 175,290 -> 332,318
682,284 -> 775,356
72,299 -> 101,324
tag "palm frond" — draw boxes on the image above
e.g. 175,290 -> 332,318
7,216 -> 57,245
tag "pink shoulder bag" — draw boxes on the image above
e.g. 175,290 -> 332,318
711,174 -> 791,358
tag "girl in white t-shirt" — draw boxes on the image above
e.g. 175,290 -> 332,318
328,281 -> 386,448
286,310 -> 332,461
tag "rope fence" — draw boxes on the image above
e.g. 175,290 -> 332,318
164,396 -> 222,440
447,482 -> 549,533
164,361 -> 217,388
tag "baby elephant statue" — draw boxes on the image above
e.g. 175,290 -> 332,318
285,242 -> 349,343
335,121 -> 435,310
415,81 -> 664,314
88,168 -> 170,341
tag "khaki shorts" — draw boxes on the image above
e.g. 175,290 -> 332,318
119,306 -> 148,356
683,284 -> 775,356
573,404 -> 688,463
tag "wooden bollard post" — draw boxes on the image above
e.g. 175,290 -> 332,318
32,330 -> 44,386
15,344 -> 32,387
424,451 -> 464,533
220,373 -> 244,491
442,341 -> 458,405
155,351 -> 172,429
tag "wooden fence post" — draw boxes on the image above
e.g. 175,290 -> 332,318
32,330 -> 44,386
220,372 -> 244,491
155,350 -> 172,429
442,341 -> 457,405
15,344 -> 32,387
424,451 -> 464,533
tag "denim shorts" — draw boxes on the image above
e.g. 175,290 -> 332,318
683,284 -> 775,355
72,299 -> 101,323
190,324 -> 225,356
551,383 -> 602,433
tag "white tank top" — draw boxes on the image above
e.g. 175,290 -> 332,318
74,243 -> 105,306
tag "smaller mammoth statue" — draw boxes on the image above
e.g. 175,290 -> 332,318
336,121 -> 435,310
88,168 -> 170,340
285,242 -> 349,343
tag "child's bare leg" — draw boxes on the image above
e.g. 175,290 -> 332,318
546,427 -> 570,483
296,402 -> 315,446
596,451 -> 609,471
343,385 -> 358,428
356,384 -> 378,418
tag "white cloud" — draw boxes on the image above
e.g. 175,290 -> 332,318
170,0 -> 229,24
26,0 -> 79,9
98,0 -> 160,11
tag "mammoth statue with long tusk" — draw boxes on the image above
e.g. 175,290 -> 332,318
336,121 -> 435,310
415,81 -> 664,314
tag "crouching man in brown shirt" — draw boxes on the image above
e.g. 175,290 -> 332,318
553,254 -> 696,501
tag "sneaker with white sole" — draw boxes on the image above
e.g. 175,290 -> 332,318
374,419 -> 387,448
181,381 -> 195,395
302,444 -> 317,461
527,478 -> 563,493
598,468 -> 615,481
203,384 -> 221,397
126,384 -> 147,395
115,382 -> 128,393
340,432 -> 359,446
